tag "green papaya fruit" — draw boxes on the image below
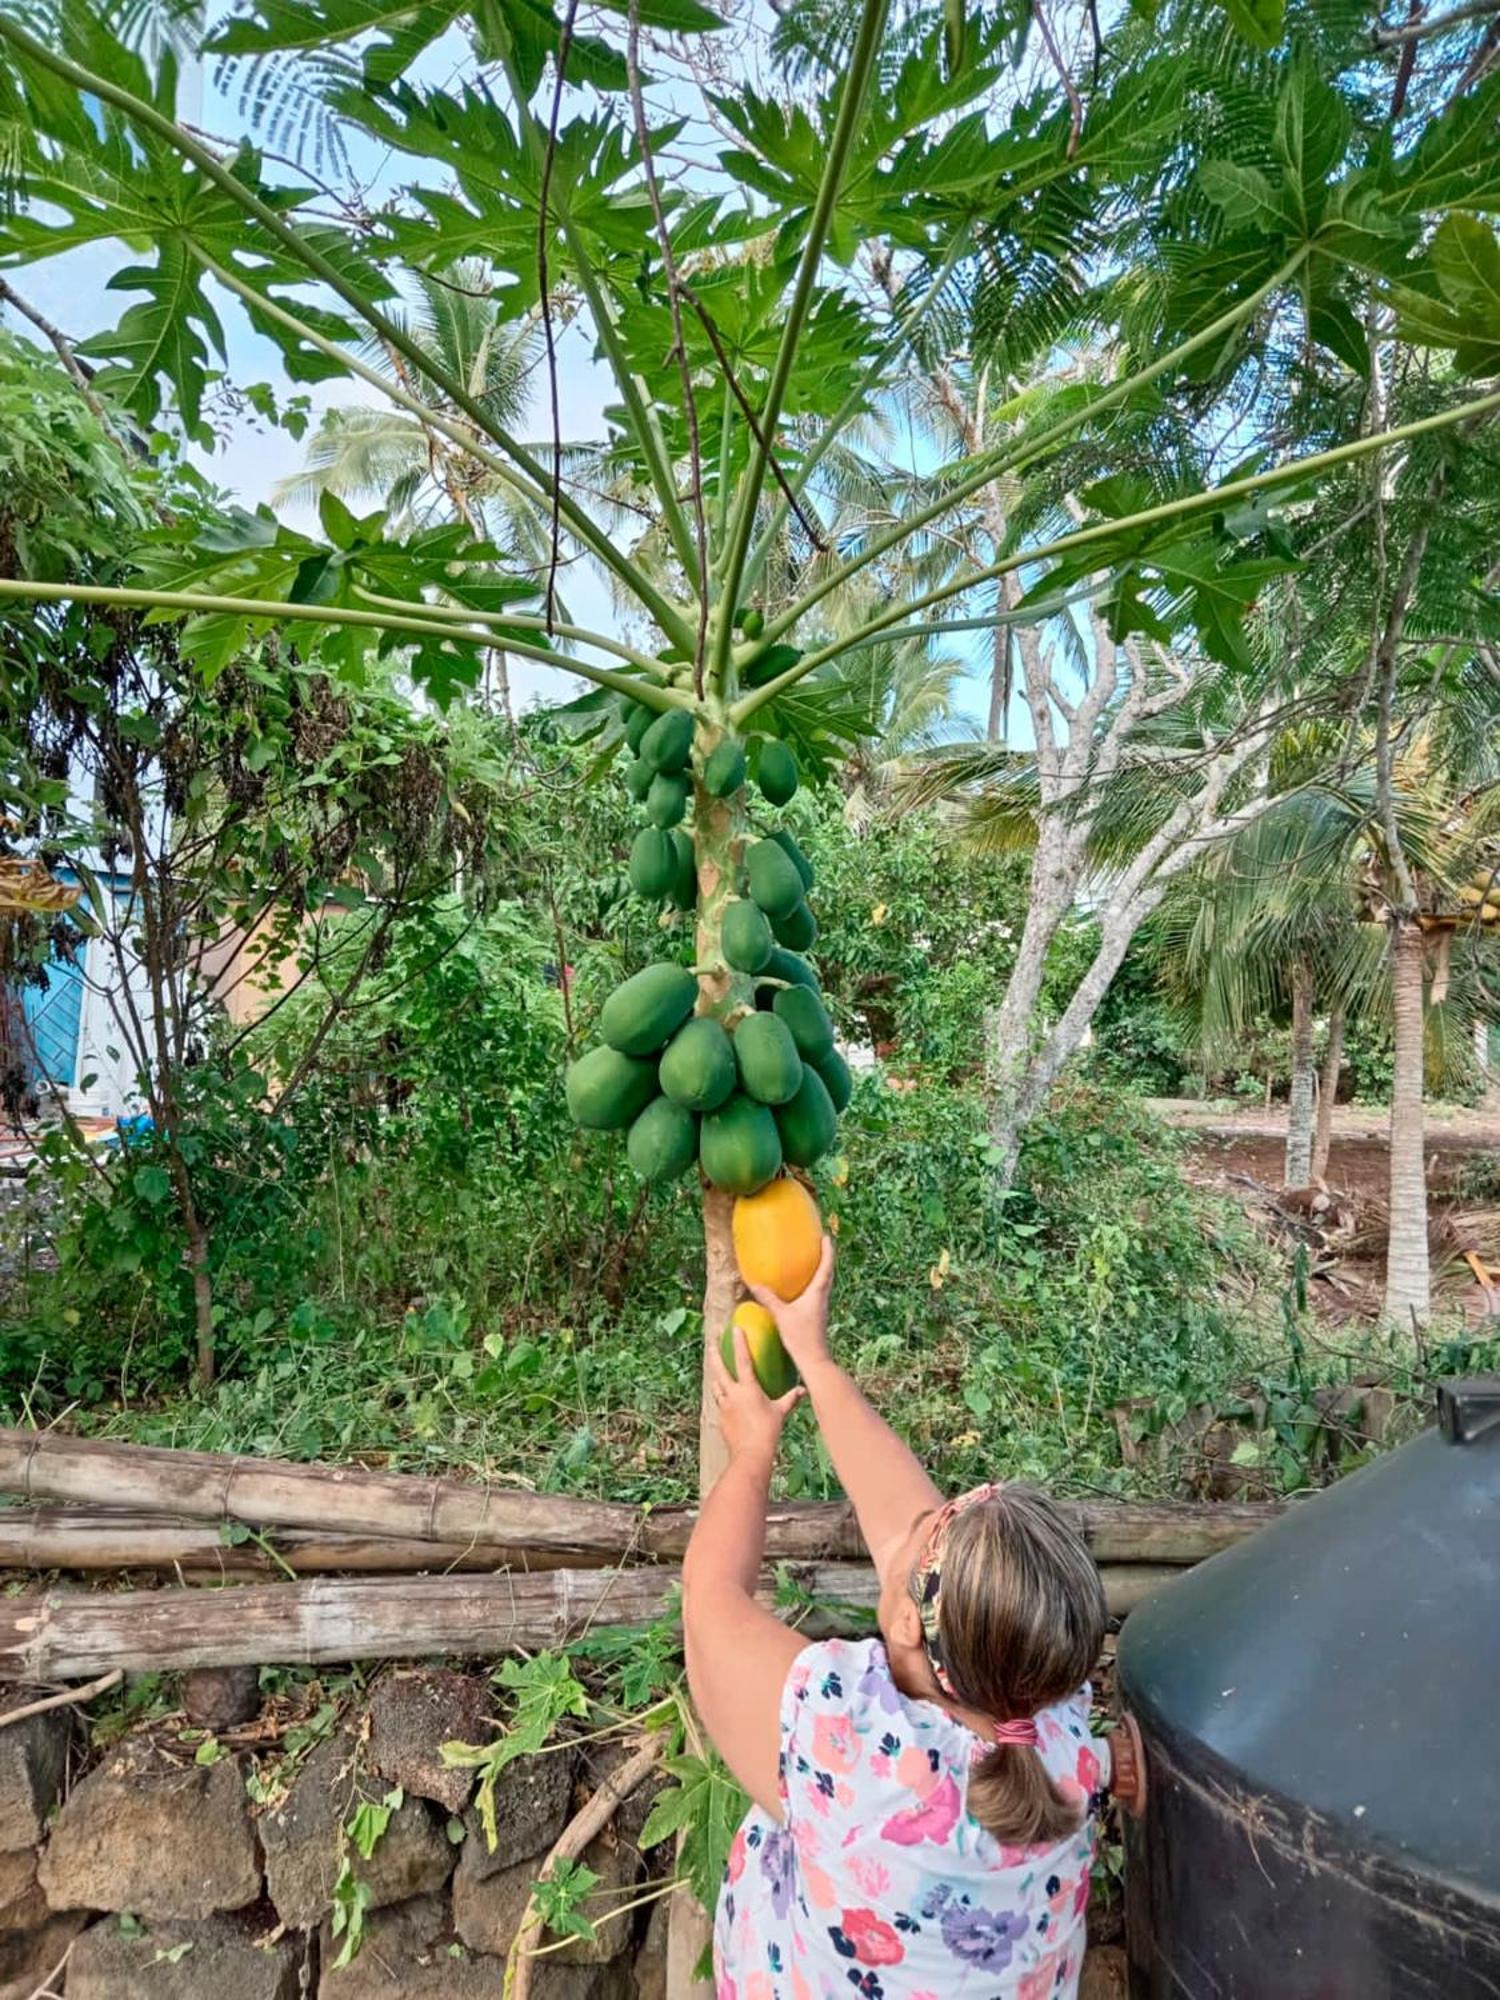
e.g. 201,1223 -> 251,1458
745,840 -> 804,920
646,771 -> 689,829
628,827 -> 677,901
660,1016 -> 737,1112
741,644 -> 801,688
641,708 -> 694,775
758,740 -> 799,806
626,1095 -> 699,1182
812,1046 -> 853,1113
700,1094 -> 782,1195
624,756 -> 655,803
623,700 -> 654,754
668,829 -> 697,911
565,1044 -> 658,1130
768,828 -> 814,891
776,1065 -> 837,1167
762,946 -> 819,993
773,984 -> 835,1063
600,962 -> 698,1057
733,1013 -> 804,1106
771,900 -> 817,952
740,607 -> 766,640
703,738 -> 748,798
721,1301 -> 797,1399
722,898 -> 773,975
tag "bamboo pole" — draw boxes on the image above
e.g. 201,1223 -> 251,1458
0,1511 -> 610,1576
0,1562 -> 1183,1680
0,1430 -> 1280,1566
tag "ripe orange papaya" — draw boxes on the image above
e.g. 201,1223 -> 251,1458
732,1176 -> 822,1301
720,1300 -> 798,1400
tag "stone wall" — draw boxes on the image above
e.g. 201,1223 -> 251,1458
1,1671 -> 670,2000
1,1672 -> 1127,1999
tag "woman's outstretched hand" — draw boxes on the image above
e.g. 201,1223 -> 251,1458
745,1234 -> 836,1375
710,1322 -> 806,1466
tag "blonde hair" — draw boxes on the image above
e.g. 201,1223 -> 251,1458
926,1484 -> 1105,1846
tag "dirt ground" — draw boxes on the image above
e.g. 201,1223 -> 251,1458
1146,1097 -> 1500,1324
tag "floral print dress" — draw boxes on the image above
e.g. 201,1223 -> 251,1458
713,1637 -> 1107,2000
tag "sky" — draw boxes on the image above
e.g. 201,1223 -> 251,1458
3,29 -> 1000,729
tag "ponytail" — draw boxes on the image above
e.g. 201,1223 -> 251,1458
922,1484 -> 1105,1848
966,1741 -> 1084,1846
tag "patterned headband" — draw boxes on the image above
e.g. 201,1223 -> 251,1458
911,1482 -> 1040,1749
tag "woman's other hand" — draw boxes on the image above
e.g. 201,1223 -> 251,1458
745,1233 -> 835,1375
711,1321 -> 806,1466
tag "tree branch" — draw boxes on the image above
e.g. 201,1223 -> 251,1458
0,13 -> 691,650
626,5 -> 710,694
733,378 -> 1500,722
537,0 -> 581,633
0,581 -> 694,711
679,285 -> 827,554
711,0 -> 893,682
1373,0 -> 1500,45
0,277 -> 116,435
1031,0 -> 1084,156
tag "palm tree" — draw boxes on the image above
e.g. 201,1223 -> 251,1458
275,261 -> 678,711
1151,733 -> 1499,1318
1147,784 -> 1384,1191
276,263 -> 541,535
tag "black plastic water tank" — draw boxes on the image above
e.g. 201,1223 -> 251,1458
1116,1377 -> 1500,1999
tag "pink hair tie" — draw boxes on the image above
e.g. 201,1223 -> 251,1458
992,1718 -> 1040,1748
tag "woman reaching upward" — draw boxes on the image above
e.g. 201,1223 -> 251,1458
683,1237 -> 1109,2000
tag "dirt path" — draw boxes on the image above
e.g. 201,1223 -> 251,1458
1148,1098 -> 1499,1203
1145,1097 -> 1500,1323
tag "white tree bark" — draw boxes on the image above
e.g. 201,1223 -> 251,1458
985,609 -> 1274,1184
904,350 -> 1285,1187
1285,961 -> 1315,1189
1312,1004 -> 1345,1183
1384,919 -> 1431,1326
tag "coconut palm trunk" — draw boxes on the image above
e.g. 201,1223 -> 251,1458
1285,958 -> 1315,1188
1384,920 -> 1430,1326
1312,1003 -> 1344,1182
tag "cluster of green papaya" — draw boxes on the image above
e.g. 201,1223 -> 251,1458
620,701 -> 699,912
563,691 -> 851,1196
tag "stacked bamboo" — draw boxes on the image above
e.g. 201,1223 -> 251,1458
0,1428 -> 1281,1680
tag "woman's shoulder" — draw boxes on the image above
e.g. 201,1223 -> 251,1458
781,1636 -> 901,1746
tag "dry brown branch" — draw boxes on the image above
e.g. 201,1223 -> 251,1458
505,1732 -> 667,2000
0,1668 -> 123,1730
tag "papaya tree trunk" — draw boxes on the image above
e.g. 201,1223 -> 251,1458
699,1187 -> 735,1493
1284,959 -> 1315,1189
1312,1003 -> 1344,1183
1384,919 -> 1430,1327
676,719 -> 749,1995
692,724 -> 749,1492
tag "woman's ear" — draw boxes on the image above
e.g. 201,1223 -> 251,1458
889,1590 -> 924,1653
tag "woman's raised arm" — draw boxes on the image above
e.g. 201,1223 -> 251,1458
748,1239 -> 942,1583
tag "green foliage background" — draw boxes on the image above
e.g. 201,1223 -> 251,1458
1,747 -> 1269,1496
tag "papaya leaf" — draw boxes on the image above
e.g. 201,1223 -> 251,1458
79,262 -> 219,441
638,1751 -> 744,1911
440,1654 -> 589,1853
1212,0 -> 1285,51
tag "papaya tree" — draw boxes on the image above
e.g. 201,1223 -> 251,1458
5,3 -> 1500,1429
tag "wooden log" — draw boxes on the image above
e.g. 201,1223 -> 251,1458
0,1428 -> 642,1559
0,1510 -> 618,1576
0,1502 -> 1273,1578
0,1562 -> 1180,1679
0,1429 -> 1280,1566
